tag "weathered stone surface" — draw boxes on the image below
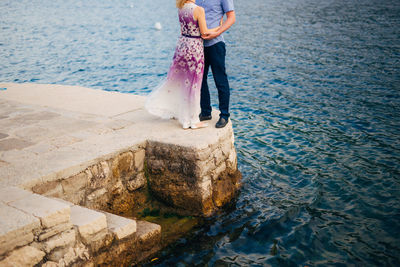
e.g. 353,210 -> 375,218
55,243 -> 90,266
226,148 -> 238,169
43,229 -> 76,253
104,212 -> 136,240
134,149 -> 145,171
85,188 -> 109,210
194,147 -> 212,161
111,180 -> 124,195
146,136 -> 241,216
86,188 -> 107,202
112,151 -> 134,180
135,220 -> 161,263
148,170 -> 204,215
0,246 -> 45,267
212,170 -> 242,208
221,139 -> 233,156
62,172 -> 87,201
213,149 -> 224,166
88,161 -> 111,190
199,176 -> 212,200
42,261 -> 58,267
48,242 -> 90,264
38,222 -> 73,241
195,157 -> 215,177
32,180 -> 63,198
62,189 -> 86,206
212,162 -> 227,180
127,172 -> 146,191
0,202 -> 40,255
87,231 -> 113,254
93,237 -> 135,266
69,205 -> 107,244
0,138 -> 33,151
0,186 -> 32,204
148,159 -> 165,173
8,194 -> 70,228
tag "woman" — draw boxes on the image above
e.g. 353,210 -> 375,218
145,0 -> 220,129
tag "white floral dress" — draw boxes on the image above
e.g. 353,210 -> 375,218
145,3 -> 204,129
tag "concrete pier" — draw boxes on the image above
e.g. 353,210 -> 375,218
0,83 -> 241,266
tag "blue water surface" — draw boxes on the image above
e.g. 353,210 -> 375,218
1,0 -> 400,265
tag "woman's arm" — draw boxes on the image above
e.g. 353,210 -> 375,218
194,6 -> 219,35
203,10 -> 235,40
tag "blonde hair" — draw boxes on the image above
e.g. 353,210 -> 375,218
176,0 -> 187,9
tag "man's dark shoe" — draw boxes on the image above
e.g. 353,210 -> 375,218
215,117 -> 229,128
199,114 -> 212,121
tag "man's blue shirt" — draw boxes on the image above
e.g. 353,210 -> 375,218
196,0 -> 235,47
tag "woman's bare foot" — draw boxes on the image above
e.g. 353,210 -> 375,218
183,122 -> 208,130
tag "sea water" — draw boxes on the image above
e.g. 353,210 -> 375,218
1,0 -> 399,265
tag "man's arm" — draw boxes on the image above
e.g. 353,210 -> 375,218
202,10 -> 236,40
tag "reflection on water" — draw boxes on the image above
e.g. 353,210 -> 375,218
1,0 -> 400,265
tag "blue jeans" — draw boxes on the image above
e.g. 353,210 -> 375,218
200,41 -> 230,119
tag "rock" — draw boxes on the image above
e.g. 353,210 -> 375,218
134,149 -> 145,171
112,152 -> 134,180
38,222 -> 73,241
195,157 -> 215,177
213,148 -> 224,166
127,172 -> 146,191
32,180 -> 63,198
88,161 -> 111,190
111,180 -> 124,195
62,171 -> 88,204
0,246 -> 45,267
226,148 -> 237,169
194,147 -> 212,161
148,170 -> 207,216
220,139 -> 233,156
42,261 -> 58,267
87,231 -> 113,254
43,229 -> 76,253
212,170 -> 242,208
148,159 -> 165,173
86,188 -> 107,202
212,162 -> 226,180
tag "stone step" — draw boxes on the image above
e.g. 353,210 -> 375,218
0,246 -> 45,267
0,186 -> 71,258
65,204 -> 107,247
101,211 -> 137,241
0,202 -> 41,256
134,220 -> 162,264
5,188 -> 71,229
56,199 -> 137,242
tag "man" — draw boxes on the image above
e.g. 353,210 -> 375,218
197,0 -> 236,128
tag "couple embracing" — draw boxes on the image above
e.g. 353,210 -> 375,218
146,0 -> 236,129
